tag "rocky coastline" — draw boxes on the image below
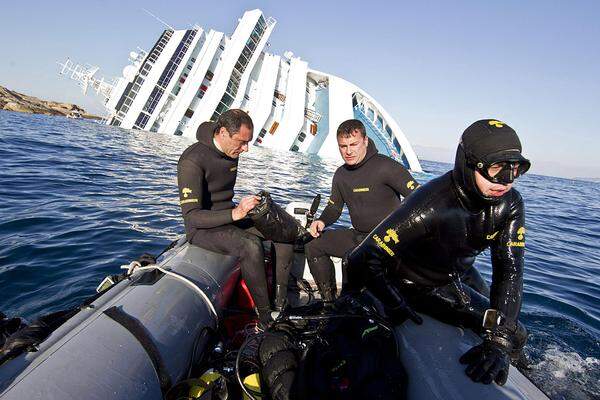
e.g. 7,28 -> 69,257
0,85 -> 101,120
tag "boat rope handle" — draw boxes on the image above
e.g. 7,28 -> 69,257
120,261 -> 218,327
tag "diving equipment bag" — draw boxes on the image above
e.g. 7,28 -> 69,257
257,297 -> 407,400
247,191 -> 307,243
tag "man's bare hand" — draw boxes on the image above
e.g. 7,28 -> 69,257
309,220 -> 325,238
232,195 -> 260,221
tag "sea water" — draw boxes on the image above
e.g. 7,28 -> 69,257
0,111 -> 598,399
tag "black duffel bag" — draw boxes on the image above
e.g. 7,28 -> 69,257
247,191 -> 307,244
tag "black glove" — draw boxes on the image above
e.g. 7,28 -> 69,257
459,338 -> 511,385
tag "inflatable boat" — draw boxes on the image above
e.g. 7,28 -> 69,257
0,205 -> 549,399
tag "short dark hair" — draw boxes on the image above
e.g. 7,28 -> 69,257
337,119 -> 366,138
214,109 -> 254,137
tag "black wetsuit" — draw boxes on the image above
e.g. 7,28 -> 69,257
177,122 -> 293,315
305,140 -> 419,298
346,163 -> 528,351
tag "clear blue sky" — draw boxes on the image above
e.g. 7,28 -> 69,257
2,0 -> 599,178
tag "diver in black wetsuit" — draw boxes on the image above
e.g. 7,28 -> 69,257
305,119 -> 419,301
177,109 -> 293,326
346,119 -> 532,386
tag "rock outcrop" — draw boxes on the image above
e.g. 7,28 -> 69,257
0,85 -> 101,120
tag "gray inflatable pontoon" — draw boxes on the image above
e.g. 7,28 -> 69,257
0,238 -> 548,399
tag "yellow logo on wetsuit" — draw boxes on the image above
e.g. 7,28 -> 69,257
353,187 -> 370,192
229,166 -> 237,172
486,231 -> 499,240
372,234 -> 395,256
507,226 -> 525,247
384,229 -> 399,244
407,180 -> 416,190
488,120 -> 505,128
180,187 -> 199,205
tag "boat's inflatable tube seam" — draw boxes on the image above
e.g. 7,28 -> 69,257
104,306 -> 172,394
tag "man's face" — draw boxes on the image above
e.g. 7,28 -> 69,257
337,132 -> 369,166
215,124 -> 253,158
474,162 -> 519,197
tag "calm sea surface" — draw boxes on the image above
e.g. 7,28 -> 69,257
0,111 -> 598,399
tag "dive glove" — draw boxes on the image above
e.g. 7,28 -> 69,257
459,337 -> 511,385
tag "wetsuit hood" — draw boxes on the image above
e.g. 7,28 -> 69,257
452,119 -> 530,207
344,138 -> 378,170
196,121 -> 232,159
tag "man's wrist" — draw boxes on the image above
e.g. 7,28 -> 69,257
484,332 -> 513,352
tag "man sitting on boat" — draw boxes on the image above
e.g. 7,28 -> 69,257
305,119 -> 420,301
345,119 -> 531,386
177,109 -> 293,327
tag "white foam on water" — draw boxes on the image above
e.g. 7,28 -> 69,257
534,345 -> 599,379
531,345 -> 600,399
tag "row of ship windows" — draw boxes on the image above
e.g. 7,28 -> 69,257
256,15 -> 267,31
134,112 -> 151,129
365,107 -> 394,139
111,31 -> 172,124
116,75 -> 145,116
212,21 -> 265,120
136,30 -> 197,128
152,34 -> 207,131
115,20 -> 266,129
156,30 -> 196,90
147,30 -> 173,65
110,29 -> 177,126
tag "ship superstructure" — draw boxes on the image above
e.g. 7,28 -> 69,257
61,9 -> 422,171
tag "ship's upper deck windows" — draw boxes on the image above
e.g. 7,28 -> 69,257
385,125 -> 393,138
376,115 -> 384,130
352,93 -> 411,168
212,17 -> 269,120
366,108 -> 374,121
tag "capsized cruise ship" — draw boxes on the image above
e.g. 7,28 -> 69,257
60,9 -> 422,171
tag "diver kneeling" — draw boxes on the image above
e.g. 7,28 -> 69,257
345,119 -> 531,386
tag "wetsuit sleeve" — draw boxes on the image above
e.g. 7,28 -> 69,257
177,158 -> 233,229
489,191 -> 525,329
384,160 -> 420,198
318,173 -> 344,226
346,197 -> 428,300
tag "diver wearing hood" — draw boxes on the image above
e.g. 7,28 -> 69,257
345,119 -> 531,386
305,119 -> 419,302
